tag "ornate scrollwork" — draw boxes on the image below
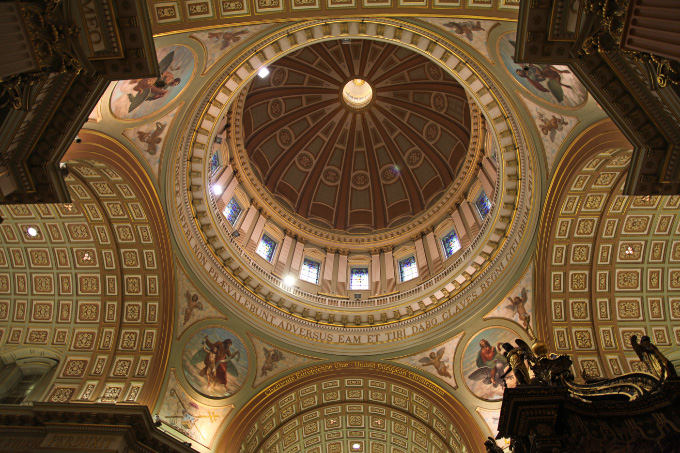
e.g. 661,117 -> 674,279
0,0 -> 81,110
582,0 -> 680,87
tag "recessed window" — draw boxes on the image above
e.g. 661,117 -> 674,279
209,151 -> 221,176
350,268 -> 369,290
441,230 -> 462,258
223,198 -> 242,226
399,256 -> 418,282
256,234 -> 277,262
475,191 -> 492,219
300,258 -> 321,284
0,372 -> 41,404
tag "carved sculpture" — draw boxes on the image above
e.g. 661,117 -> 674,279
501,340 -> 531,386
483,437 -> 504,453
631,335 -> 678,380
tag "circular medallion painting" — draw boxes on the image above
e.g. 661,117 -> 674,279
462,327 -> 520,401
110,44 -> 195,120
498,32 -> 588,108
182,327 -> 248,399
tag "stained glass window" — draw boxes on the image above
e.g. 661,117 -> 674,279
256,234 -> 277,262
399,256 -> 418,282
300,258 -> 321,284
210,151 -> 221,177
441,230 -> 462,258
475,191 -> 492,219
350,268 -> 369,290
223,198 -> 242,226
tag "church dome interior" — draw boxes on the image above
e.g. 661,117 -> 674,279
0,2 -> 678,452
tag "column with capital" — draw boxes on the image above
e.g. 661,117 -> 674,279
245,210 -> 267,255
273,230 -> 294,276
336,250 -> 349,295
289,236 -> 306,276
216,174 -> 239,213
383,247 -> 395,293
450,206 -> 471,249
238,202 -> 259,244
370,249 -> 381,295
322,248 -> 336,293
413,234 -> 430,280
460,200 -> 481,237
425,228 -> 443,274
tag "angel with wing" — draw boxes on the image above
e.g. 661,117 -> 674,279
191,336 -> 240,395
506,287 -> 531,329
515,64 -> 573,104
536,110 -> 568,142
419,347 -> 452,378
127,51 -> 182,113
183,291 -> 204,325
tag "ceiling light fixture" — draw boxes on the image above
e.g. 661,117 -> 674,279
213,184 -> 224,195
351,443 -> 361,450
258,67 -> 270,78
283,275 -> 296,286
27,227 -> 38,237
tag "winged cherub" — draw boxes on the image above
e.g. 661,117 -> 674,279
506,287 -> 531,329
261,348 -> 284,377
442,20 -> 485,42
419,348 -> 452,378
183,292 -> 204,325
136,122 -> 167,155
536,110 -> 568,142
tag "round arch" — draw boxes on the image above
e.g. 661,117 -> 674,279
222,361 -> 485,453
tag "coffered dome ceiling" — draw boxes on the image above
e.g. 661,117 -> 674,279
240,39 -> 471,233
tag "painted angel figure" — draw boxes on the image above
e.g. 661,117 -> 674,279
515,64 -> 573,103
419,347 -> 452,378
536,110 -> 568,142
506,287 -> 531,329
468,340 -> 508,388
442,20 -> 485,41
127,51 -> 182,113
261,348 -> 284,377
191,336 -> 240,394
207,29 -> 248,50
137,122 -> 167,155
183,291 -> 204,325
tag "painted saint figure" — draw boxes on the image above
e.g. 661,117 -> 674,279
515,64 -> 572,103
468,339 -> 508,388
191,335 -> 241,395
127,51 -> 182,113
419,347 -> 452,378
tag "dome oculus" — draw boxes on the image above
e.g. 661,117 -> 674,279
342,79 -> 373,110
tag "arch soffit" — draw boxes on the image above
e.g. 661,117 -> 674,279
221,361 -> 485,453
60,130 -> 175,406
